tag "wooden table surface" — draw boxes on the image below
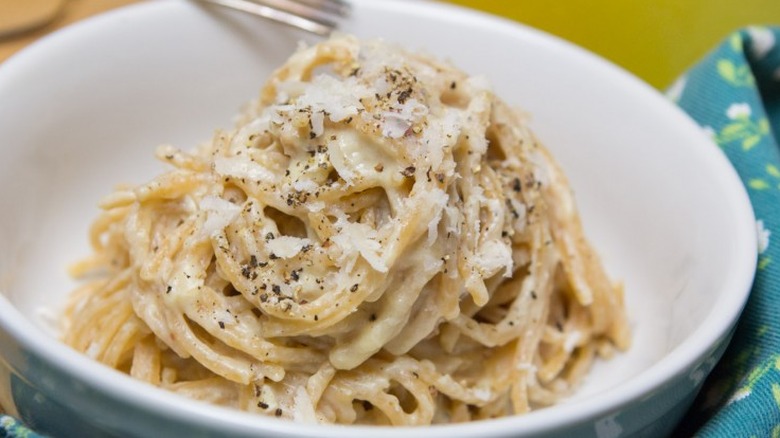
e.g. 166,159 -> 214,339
0,0 -> 140,64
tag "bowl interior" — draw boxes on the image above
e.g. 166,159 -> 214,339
0,0 -> 756,434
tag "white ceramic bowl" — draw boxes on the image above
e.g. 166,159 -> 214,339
0,1 -> 756,437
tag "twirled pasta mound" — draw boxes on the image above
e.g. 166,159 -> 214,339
64,35 -> 629,425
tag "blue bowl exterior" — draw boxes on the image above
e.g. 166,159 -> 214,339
0,327 -> 202,438
0,320 -> 736,438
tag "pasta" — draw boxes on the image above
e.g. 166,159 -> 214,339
62,35 -> 630,425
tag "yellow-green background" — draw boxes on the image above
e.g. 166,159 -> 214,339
449,0 -> 780,89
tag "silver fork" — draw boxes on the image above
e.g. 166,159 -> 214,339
198,0 -> 350,36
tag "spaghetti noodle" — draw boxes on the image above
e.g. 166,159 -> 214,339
63,35 -> 630,425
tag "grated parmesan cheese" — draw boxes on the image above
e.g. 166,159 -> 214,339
266,236 -> 314,259
330,217 -> 387,272
199,195 -> 241,237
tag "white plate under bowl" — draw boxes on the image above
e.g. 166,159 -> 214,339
0,0 -> 756,437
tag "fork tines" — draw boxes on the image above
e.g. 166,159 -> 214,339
201,0 -> 350,36
293,0 -> 351,18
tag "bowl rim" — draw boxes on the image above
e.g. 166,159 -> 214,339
0,0 -> 757,436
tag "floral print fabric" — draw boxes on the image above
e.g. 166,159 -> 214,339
671,26 -> 780,437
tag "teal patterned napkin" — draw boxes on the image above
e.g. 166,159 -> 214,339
0,414 -> 42,438
670,26 -> 780,437
2,26 -> 780,438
